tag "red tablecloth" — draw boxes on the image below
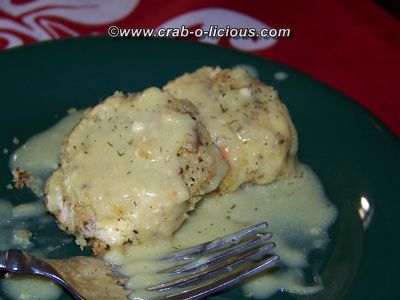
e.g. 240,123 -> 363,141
1,0 -> 399,137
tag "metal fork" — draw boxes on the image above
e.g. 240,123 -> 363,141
0,222 -> 278,300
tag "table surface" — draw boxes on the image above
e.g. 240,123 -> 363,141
0,0 -> 398,138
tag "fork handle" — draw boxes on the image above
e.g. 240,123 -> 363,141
0,249 -> 85,300
1,249 -> 54,275
1,249 -> 31,273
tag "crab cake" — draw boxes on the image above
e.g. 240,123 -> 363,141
165,67 -> 298,194
45,88 -> 228,253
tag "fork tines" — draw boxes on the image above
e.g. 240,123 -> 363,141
146,222 -> 279,300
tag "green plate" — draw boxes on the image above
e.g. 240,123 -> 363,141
0,37 -> 399,300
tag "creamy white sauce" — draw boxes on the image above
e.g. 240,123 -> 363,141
9,111 -> 84,196
105,165 -> 336,299
5,111 -> 337,299
0,198 -> 63,300
1,274 -> 61,300
273,71 -> 289,81
233,64 -> 259,79
164,67 -> 298,194
44,90 -> 228,249
1,112 -> 83,300
0,199 -> 48,252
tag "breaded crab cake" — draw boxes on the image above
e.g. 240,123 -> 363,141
45,88 -> 228,253
165,67 -> 298,194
